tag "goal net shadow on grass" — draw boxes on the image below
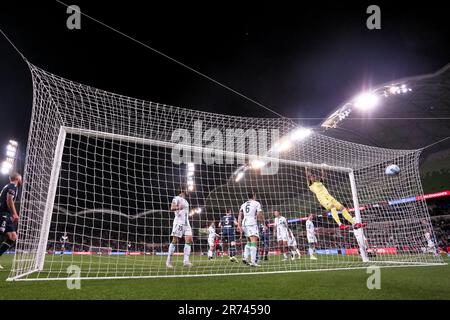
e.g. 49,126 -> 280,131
8,62 -> 445,281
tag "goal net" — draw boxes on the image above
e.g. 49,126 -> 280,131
8,63 -> 445,281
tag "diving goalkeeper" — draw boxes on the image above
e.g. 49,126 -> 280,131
306,168 -> 367,230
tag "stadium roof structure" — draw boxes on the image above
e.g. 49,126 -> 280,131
320,63 -> 450,151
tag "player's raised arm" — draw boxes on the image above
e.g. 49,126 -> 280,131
305,167 -> 312,186
170,198 -> 179,211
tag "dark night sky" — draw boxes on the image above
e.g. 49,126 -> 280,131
1,1 -> 450,168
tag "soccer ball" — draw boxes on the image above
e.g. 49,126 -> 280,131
385,164 -> 400,175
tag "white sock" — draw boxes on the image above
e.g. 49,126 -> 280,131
244,244 -> 250,261
283,252 -> 288,259
183,244 -> 191,263
208,250 -> 212,258
291,250 -> 296,256
167,243 -> 176,263
250,246 -> 257,264
308,247 -> 314,256
296,249 -> 301,256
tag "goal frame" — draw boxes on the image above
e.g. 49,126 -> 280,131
9,125 -> 371,281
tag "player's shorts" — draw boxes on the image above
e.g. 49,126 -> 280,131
208,237 -> 215,247
222,228 -> 236,242
318,195 -> 342,210
243,224 -> 259,239
171,223 -> 192,238
0,213 -> 16,234
307,235 -> 317,243
277,231 -> 289,242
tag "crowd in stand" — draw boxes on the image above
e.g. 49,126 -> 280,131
47,201 -> 450,254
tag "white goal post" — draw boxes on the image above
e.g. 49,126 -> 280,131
8,63 -> 445,281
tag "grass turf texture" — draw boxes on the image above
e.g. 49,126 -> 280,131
0,254 -> 448,299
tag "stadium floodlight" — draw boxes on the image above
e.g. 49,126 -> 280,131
1,140 -> 18,175
8,140 -> 18,147
6,145 -> 16,153
389,86 -> 400,95
6,150 -> 15,158
385,84 -> 412,97
189,207 -> 202,217
353,92 -> 379,110
1,160 -> 13,175
0,165 -> 9,175
290,127 -> 312,141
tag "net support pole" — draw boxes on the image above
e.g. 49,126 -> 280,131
35,127 -> 67,271
348,170 -> 369,262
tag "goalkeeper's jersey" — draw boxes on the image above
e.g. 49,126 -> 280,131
308,181 -> 331,199
172,196 -> 190,226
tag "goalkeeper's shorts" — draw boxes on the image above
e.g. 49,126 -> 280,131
318,196 -> 342,210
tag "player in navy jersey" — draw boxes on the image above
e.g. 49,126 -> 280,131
0,173 -> 22,269
257,219 -> 270,262
219,209 -> 238,263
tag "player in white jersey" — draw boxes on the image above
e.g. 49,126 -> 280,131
287,228 -> 302,260
166,189 -> 193,268
305,214 -> 318,260
238,193 -> 265,267
207,222 -> 219,260
421,219 -> 439,256
273,210 -> 290,261
60,232 -> 69,252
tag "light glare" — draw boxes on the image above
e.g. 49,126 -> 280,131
290,128 -> 312,141
354,92 -> 379,110
235,171 -> 244,182
250,159 -> 265,169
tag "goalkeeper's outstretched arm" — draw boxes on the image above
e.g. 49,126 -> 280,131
305,167 -> 312,186
321,168 -> 326,182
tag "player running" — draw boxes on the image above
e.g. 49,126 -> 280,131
207,222 -> 219,260
166,189 -> 193,268
305,214 -> 318,260
287,228 -> 302,260
0,173 -> 22,269
305,167 -> 367,230
238,193 -> 265,267
219,209 -> 238,262
273,210 -> 290,261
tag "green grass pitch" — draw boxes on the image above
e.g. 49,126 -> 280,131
0,254 -> 448,299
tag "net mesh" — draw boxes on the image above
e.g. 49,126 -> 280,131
8,63 -> 444,281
